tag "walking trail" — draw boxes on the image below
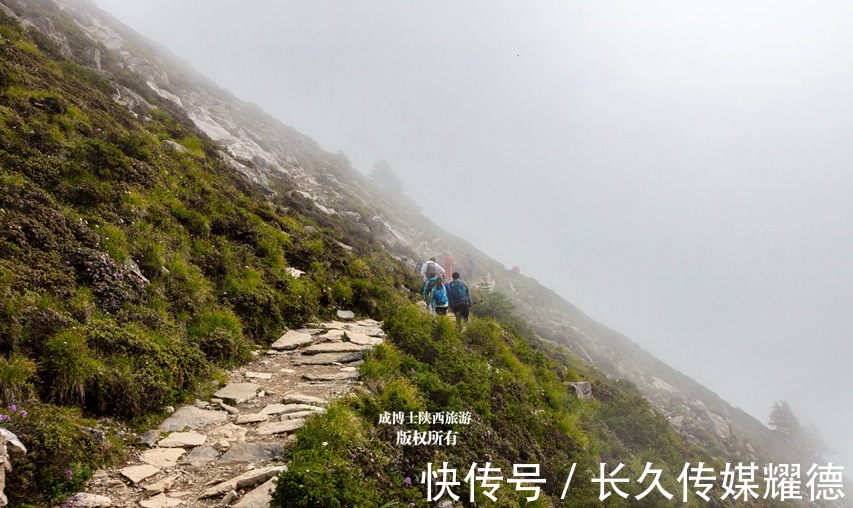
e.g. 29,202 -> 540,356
72,313 -> 384,508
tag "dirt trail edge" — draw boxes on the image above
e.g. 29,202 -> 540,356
73,316 -> 384,508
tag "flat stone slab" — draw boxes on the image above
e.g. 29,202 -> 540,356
139,494 -> 183,508
302,371 -> 360,382
200,465 -> 287,498
254,418 -> 305,435
344,331 -> 384,346
179,445 -> 220,467
336,310 -> 355,320
292,351 -> 364,365
157,431 -> 207,448
144,475 -> 178,495
67,493 -> 112,507
281,394 -> 329,406
282,410 -> 321,420
301,342 -> 370,355
258,403 -> 319,415
245,371 -> 273,380
158,406 -> 228,431
220,442 -> 285,462
120,464 -> 160,484
317,329 -> 345,341
140,448 -> 185,468
234,478 -> 276,508
236,413 -> 271,424
270,330 -> 313,350
206,423 -> 248,442
213,383 -> 263,404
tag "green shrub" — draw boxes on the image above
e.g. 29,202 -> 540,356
187,307 -> 251,366
0,354 -> 36,405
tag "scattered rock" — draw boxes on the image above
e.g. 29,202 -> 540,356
157,432 -> 206,448
218,402 -> 240,414
143,475 -> 178,496
179,445 -> 220,467
139,493 -> 183,508
120,464 -> 160,484
66,493 -> 112,507
336,310 -> 355,320
567,382 -> 593,400
254,419 -> 306,436
233,478 -> 276,507
281,394 -> 329,406
194,399 -> 210,409
219,490 -> 238,507
292,351 -> 364,365
199,465 -> 287,499
236,413 -> 271,424
302,371 -> 360,382
83,427 -> 107,445
259,403 -> 325,415
158,406 -> 227,432
213,383 -> 263,405
139,448 -> 185,468
244,371 -> 272,380
301,342 -> 370,355
285,267 -> 305,278
220,442 -> 285,463
206,423 -> 248,442
270,330 -> 313,350
344,331 -> 384,346
137,430 -> 162,447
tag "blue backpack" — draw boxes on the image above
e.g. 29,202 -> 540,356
431,285 -> 448,306
449,280 -> 469,305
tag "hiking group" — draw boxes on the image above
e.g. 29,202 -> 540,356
420,254 -> 472,321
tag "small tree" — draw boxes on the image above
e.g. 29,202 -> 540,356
370,159 -> 405,197
768,400 -> 800,444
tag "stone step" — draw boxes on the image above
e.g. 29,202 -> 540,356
199,465 -> 287,498
213,383 -> 263,405
158,406 -> 227,432
302,371 -> 360,382
270,330 -> 313,350
292,351 -> 364,365
300,342 -> 370,355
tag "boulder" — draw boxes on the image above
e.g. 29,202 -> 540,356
567,382 -> 593,400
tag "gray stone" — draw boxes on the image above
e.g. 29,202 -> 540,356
285,267 -> 305,278
254,419 -> 306,436
281,410 -> 321,420
317,329 -> 346,341
140,448 -> 185,468
336,310 -> 355,320
567,382 -> 593,400
233,478 -> 276,508
66,493 -> 112,507
179,445 -> 220,467
137,430 -> 161,447
344,331 -> 384,346
244,371 -> 272,380
119,464 -> 160,484
144,475 -> 178,495
220,442 -> 285,463
199,466 -> 287,498
301,342 -> 369,355
158,406 -> 227,431
220,490 -> 238,506
270,330 -> 313,350
218,402 -> 240,414
157,432 -> 206,448
281,394 -> 329,406
292,351 -> 364,365
213,383 -> 262,405
302,371 -> 360,382
139,493 -> 183,508
0,428 -> 25,458
235,413 -> 271,424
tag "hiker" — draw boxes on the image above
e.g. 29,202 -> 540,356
448,272 -> 472,322
419,257 -> 446,282
442,252 -> 454,279
422,274 -> 439,314
428,275 -> 450,315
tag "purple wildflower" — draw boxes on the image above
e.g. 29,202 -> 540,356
404,477 -> 412,486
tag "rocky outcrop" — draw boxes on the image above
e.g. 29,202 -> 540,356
0,428 -> 27,507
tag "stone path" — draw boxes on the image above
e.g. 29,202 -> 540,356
74,316 -> 384,508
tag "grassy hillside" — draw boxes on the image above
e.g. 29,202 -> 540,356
0,4 -> 808,507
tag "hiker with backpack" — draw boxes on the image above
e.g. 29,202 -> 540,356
420,257 -> 446,282
448,272 -> 472,322
427,275 -> 450,315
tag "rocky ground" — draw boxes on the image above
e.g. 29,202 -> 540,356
71,315 -> 384,508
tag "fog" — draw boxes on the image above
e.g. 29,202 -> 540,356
94,0 -> 853,469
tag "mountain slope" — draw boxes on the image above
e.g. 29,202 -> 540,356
0,0 -> 841,506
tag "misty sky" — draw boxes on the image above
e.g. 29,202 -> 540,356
93,1 -> 853,467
